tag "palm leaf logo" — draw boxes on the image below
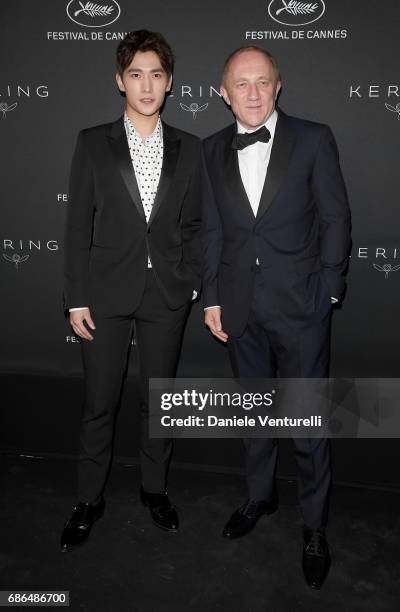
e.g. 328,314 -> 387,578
276,1 -> 319,15
74,2 -> 114,17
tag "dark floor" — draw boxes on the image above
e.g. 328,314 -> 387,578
1,453 -> 399,612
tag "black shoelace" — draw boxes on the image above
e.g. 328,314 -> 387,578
305,531 -> 326,557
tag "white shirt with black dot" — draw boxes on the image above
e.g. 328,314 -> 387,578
124,112 -> 163,268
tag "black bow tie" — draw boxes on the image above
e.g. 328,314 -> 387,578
232,125 -> 271,150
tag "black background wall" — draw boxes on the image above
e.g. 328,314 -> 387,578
1,1 -> 399,487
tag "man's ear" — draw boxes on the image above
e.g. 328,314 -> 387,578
220,85 -> 231,106
275,80 -> 282,100
166,74 -> 172,92
116,73 -> 125,93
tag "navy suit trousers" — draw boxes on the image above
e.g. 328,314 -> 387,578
228,267 -> 332,529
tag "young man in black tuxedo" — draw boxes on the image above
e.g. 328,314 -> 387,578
202,46 -> 351,589
61,30 -> 201,551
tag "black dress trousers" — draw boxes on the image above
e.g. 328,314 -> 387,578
77,268 -> 190,502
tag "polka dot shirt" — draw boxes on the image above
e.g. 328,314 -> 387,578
124,113 -> 164,267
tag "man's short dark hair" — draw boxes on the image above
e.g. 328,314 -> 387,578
222,45 -> 281,84
116,30 -> 174,77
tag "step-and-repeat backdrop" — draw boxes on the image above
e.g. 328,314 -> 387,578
2,0 -> 399,380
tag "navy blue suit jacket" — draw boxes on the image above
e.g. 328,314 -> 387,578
201,109 -> 351,337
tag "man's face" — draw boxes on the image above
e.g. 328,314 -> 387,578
220,50 -> 281,130
116,50 -> 172,118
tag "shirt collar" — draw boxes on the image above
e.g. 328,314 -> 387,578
124,112 -> 162,144
236,109 -> 278,136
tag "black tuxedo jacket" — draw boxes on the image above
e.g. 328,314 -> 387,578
201,109 -> 351,337
63,116 -> 201,314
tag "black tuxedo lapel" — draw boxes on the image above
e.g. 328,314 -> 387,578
148,122 -> 180,227
107,116 -> 145,222
256,110 -> 296,222
223,125 -> 256,225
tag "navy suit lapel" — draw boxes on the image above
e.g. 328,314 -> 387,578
256,110 -> 296,222
223,125 -> 256,225
148,122 -> 180,227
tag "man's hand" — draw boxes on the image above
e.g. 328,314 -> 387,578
69,307 -> 96,341
204,306 -> 228,343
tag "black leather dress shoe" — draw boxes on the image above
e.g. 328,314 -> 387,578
222,495 -> 278,539
302,527 -> 331,589
140,485 -> 179,532
60,497 -> 105,552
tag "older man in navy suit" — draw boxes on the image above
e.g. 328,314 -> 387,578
201,46 -> 351,589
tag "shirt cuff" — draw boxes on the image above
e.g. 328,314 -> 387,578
204,305 -> 221,311
69,307 -> 88,312
192,290 -> 198,301
330,297 -> 338,304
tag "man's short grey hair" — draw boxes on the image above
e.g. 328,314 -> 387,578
222,45 -> 281,84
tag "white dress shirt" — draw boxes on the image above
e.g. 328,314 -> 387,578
237,110 -> 278,217
125,112 -> 163,268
